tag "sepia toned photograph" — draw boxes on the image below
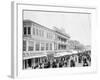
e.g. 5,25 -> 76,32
22,10 -> 91,70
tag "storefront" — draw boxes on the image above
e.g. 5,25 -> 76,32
23,52 -> 47,69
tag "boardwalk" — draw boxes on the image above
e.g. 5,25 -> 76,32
23,50 -> 91,69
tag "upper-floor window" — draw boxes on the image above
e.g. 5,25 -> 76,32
36,29 -> 38,36
46,43 -> 49,50
24,27 -> 27,35
28,40 -> 34,51
36,42 -> 40,51
33,27 -> 35,35
47,33 -> 49,38
23,40 -> 26,51
58,44 -> 61,50
47,32 -> 52,39
39,30 -> 42,36
28,27 -> 31,35
23,27 -> 31,35
41,30 -> 44,37
41,43 -> 45,51
50,43 -> 52,50
54,43 -> 57,50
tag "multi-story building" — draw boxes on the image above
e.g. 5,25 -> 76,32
23,20 -> 70,69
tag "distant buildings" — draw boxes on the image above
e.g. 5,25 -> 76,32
85,45 -> 91,51
23,20 -> 70,69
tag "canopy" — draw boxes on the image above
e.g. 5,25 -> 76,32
54,52 -> 71,57
54,50 -> 79,57
23,52 -> 47,59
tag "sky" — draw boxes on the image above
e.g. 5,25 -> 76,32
24,10 -> 91,46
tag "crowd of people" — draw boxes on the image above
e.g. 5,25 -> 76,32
24,50 -> 91,69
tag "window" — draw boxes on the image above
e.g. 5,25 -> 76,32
36,42 -> 40,51
47,33 -> 49,38
28,41 -> 34,51
23,40 -> 26,51
54,43 -> 57,50
33,27 -> 35,35
64,45 -> 66,49
50,43 -> 52,50
24,27 -> 27,35
58,44 -> 61,50
50,34 -> 52,39
36,29 -> 38,36
41,43 -> 45,51
39,30 -> 42,36
47,32 -> 52,39
41,30 -> 44,37
46,43 -> 49,50
28,27 -> 31,35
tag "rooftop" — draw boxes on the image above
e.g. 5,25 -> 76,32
23,19 -> 70,38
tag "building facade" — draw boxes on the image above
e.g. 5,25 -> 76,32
23,20 -> 70,69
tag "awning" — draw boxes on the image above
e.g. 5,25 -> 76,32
54,51 -> 79,57
54,52 -> 71,57
23,52 -> 47,59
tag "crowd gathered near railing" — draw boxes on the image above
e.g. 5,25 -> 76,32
24,50 -> 91,69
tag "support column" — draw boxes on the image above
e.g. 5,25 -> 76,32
23,60 -> 25,69
32,58 -> 34,68
26,59 -> 28,69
